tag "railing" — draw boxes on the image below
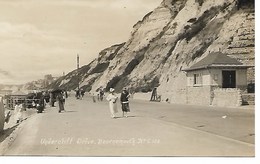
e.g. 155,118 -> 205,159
4,98 -> 40,110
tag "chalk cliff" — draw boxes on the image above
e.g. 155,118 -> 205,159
49,0 -> 254,102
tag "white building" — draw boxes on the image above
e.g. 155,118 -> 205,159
182,52 -> 252,107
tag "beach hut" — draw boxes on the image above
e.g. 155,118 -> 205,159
182,52 -> 253,106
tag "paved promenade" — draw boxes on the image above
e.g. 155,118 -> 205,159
1,96 -> 254,156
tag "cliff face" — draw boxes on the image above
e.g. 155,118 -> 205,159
49,0 -> 254,101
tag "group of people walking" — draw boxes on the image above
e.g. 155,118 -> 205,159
35,90 -> 67,113
106,87 -> 131,119
75,89 -> 85,99
35,87 -> 131,118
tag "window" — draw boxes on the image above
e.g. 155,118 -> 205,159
193,73 -> 202,85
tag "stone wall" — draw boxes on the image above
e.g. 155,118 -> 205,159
169,88 -> 187,104
187,86 -> 211,106
133,89 -> 187,103
133,92 -> 152,101
212,88 -> 242,107
0,97 -> 5,132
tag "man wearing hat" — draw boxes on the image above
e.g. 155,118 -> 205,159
120,87 -> 131,117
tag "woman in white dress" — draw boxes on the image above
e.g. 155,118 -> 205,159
106,88 -> 118,118
14,102 -> 23,123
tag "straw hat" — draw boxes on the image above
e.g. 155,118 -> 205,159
109,88 -> 115,92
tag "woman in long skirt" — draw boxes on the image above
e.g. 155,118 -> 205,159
106,88 -> 118,118
120,87 -> 130,117
57,93 -> 65,113
49,92 -> 55,107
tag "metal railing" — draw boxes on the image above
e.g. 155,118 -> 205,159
4,98 -> 40,110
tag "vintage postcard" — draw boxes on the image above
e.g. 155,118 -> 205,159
0,0 -> 255,161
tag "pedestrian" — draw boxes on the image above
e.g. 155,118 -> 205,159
80,89 -> 85,99
150,87 -> 158,101
62,91 -> 66,104
106,88 -> 118,119
50,92 -> 55,107
37,94 -> 45,113
92,93 -> 96,103
14,102 -> 23,123
76,90 -> 81,99
65,90 -> 68,98
97,93 -> 100,101
99,87 -> 104,101
120,87 -> 130,117
57,93 -> 65,113
43,91 -> 50,104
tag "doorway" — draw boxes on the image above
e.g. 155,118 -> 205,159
222,70 -> 236,88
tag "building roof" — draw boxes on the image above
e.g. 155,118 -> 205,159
11,90 -> 27,96
182,52 -> 252,71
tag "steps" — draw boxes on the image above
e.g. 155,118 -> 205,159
242,93 -> 255,105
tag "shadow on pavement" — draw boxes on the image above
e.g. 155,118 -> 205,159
64,111 -> 77,113
126,116 -> 137,118
0,124 -> 19,143
113,116 -> 137,119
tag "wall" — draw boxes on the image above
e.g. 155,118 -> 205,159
209,69 -> 222,86
0,97 -> 5,132
236,69 -> 248,89
133,92 -> 152,101
186,70 -> 211,86
158,73 -> 187,104
187,85 -> 211,106
212,88 -> 242,107
186,69 -> 214,106
169,88 -> 187,104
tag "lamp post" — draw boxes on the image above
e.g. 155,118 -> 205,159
62,71 -> 65,89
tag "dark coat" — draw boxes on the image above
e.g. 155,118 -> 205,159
120,91 -> 130,103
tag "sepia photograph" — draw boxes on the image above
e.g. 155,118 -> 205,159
0,0 -> 256,161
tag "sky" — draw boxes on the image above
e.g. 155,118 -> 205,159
0,0 -> 161,85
